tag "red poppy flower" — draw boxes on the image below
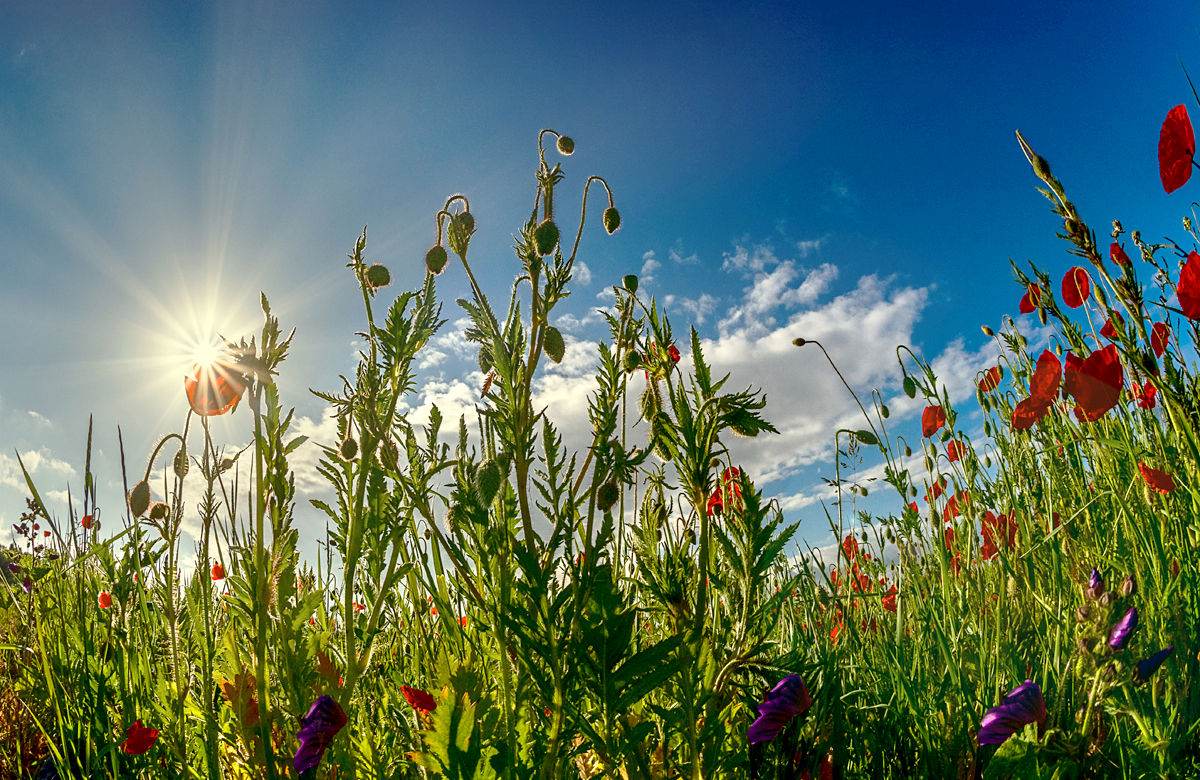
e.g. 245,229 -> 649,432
841,534 -> 859,560
1063,345 -> 1123,422
881,585 -> 897,613
1060,267 -> 1091,308
667,343 -> 680,363
121,720 -> 159,755
81,514 -> 94,530
185,360 -> 247,417
1131,381 -> 1157,410
401,685 -> 438,713
980,511 -> 1017,561
1160,104 -> 1195,194
1178,252 -> 1200,319
1111,242 -> 1132,266
1019,286 -> 1043,314
706,490 -> 723,516
1011,350 -> 1061,431
1151,322 -> 1171,357
459,616 -> 468,627
98,591 -> 112,609
925,476 -> 945,502
978,366 -> 1002,392
211,562 -> 225,581
1099,311 -> 1125,341
922,406 -> 946,438
1139,463 -> 1176,494
945,490 -> 967,520
946,440 -> 966,463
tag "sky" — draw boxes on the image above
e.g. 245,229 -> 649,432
1,0 -> 1198,564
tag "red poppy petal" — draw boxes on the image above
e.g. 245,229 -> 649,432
1011,397 -> 1051,431
1139,463 -> 1176,494
1179,252 -> 1200,319
1160,104 -> 1196,194
978,366 -> 1002,392
1061,267 -> 1090,308
1151,322 -> 1171,357
1028,350 -> 1062,407
922,406 -> 946,438
1110,242 -> 1132,266
1099,311 -> 1126,340
1018,286 -> 1042,314
1064,345 -> 1123,421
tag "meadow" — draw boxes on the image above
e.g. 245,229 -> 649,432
3,114 -> 1200,779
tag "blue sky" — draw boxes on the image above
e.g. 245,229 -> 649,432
1,0 -> 1198,559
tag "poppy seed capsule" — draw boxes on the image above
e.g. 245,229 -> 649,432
534,219 -> 559,256
365,264 -> 391,289
339,437 -> 359,462
128,481 -> 151,518
596,482 -> 620,512
426,245 -> 449,275
148,502 -> 169,521
556,135 -> 574,155
603,207 -> 621,234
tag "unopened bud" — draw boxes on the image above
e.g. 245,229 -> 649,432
426,245 -> 449,275
148,502 -> 169,520
1032,154 -> 1051,180
365,264 -> 391,289
1098,592 -> 1116,608
339,437 -> 359,462
1076,605 -> 1091,622
981,325 -> 995,337
128,481 -> 151,518
792,337 -> 807,347
1120,574 -> 1136,597
596,482 -> 620,512
534,219 -> 560,256
556,135 -> 574,155
603,207 -> 621,234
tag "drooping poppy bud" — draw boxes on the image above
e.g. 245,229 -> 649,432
604,207 -> 621,234
596,482 -> 620,512
426,245 -> 449,275
543,326 -> 565,364
556,135 -> 575,155
128,481 -> 151,518
365,264 -> 391,289
339,437 -> 359,462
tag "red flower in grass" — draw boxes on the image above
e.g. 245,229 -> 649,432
1131,382 -> 1157,410
946,440 -> 966,463
1019,286 -> 1043,314
1061,267 -> 1091,308
706,467 -> 742,516
706,491 -> 723,516
1063,345 -> 1123,422
1179,252 -> 1200,319
1099,311 -> 1125,341
925,476 -> 946,503
98,591 -> 112,609
1111,242 -> 1132,266
841,534 -> 859,560
402,685 -> 438,713
922,406 -> 946,438
667,343 -> 681,363
210,562 -> 225,581
980,511 -> 1017,561
978,366 -> 1002,392
185,360 -> 247,417
1011,350 -> 1061,431
80,514 -> 94,530
1160,104 -> 1196,194
1151,322 -> 1171,358
121,720 -> 159,755
882,584 -> 898,613
945,490 -> 967,520
1139,463 -> 1176,494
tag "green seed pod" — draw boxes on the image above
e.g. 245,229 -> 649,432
903,375 -> 917,399
623,351 -> 641,373
596,482 -> 620,512
880,404 -> 889,419
543,326 -> 565,364
173,447 -> 188,479
622,274 -> 638,293
128,480 -> 151,518
639,386 -> 660,419
981,325 -> 995,337
603,207 -> 621,235
1016,335 -> 1028,348
910,485 -> 918,497
556,135 -> 574,155
924,456 -> 934,474
904,446 -> 912,458
339,437 -> 359,462
426,245 -> 449,275
859,486 -> 868,497
1037,307 -> 1048,326
365,263 -> 391,289
148,502 -> 169,521
534,219 -> 560,256
475,459 -> 502,506
976,388 -> 987,407
984,455 -> 992,469
855,430 -> 878,446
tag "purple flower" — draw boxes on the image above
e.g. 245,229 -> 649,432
747,674 -> 812,744
22,575 -> 32,593
1135,646 -> 1174,683
1108,607 -> 1138,650
294,695 -> 347,774
1086,567 -> 1104,599
977,680 -> 1046,746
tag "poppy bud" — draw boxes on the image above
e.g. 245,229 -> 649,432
855,430 -> 878,446
903,376 -> 917,398
173,447 -> 188,479
1037,307 -> 1048,326
556,135 -> 574,155
1033,154 -> 1051,180
903,446 -> 912,458
219,458 -> 235,473
454,211 -> 475,235
426,245 -> 449,275
128,481 -> 151,518
380,437 -> 400,471
982,325 -> 995,337
623,351 -> 641,373
622,274 -> 638,293
475,459 -> 502,506
339,437 -> 359,462
859,486 -> 869,497
365,264 -> 391,289
792,337 -> 807,347
603,207 -> 621,234
534,219 -> 559,256
448,213 -> 474,258
1186,217 -> 1194,233
148,502 -> 169,521
596,482 -> 620,512
880,404 -> 889,418
543,326 -> 565,364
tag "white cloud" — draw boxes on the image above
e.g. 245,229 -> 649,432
718,261 -> 838,339
669,241 -> 698,265
797,236 -> 829,258
27,411 -> 51,426
641,251 -> 660,282
574,261 -> 592,287
671,293 -> 719,325
0,448 -> 76,490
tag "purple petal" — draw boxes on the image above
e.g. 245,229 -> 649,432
293,695 -> 348,773
747,674 -> 812,745
977,680 -> 1046,746
1136,646 -> 1174,683
1089,566 -> 1103,591
1108,607 -> 1138,649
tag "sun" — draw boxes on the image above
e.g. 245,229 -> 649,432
188,337 -> 228,371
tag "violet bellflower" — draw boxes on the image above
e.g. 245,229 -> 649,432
1135,646 -> 1174,683
294,695 -> 348,774
747,674 -> 812,744
1108,607 -> 1138,650
977,680 -> 1046,746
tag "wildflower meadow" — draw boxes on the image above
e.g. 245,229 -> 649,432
7,106 -> 1200,779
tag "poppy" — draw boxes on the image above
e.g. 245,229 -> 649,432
401,685 -> 438,713
1159,104 -> 1195,194
184,360 -> 247,417
81,514 -> 93,530
945,490 -> 967,519
1018,286 -> 1043,314
120,720 -> 160,755
1131,381 -> 1157,410
667,343 -> 681,363
706,490 -> 723,516
1011,350 -> 1060,430
980,511 -> 1016,561
978,366 -> 1002,392
977,681 -> 1046,745
98,591 -> 112,609
882,584 -> 897,613
1063,345 -> 1123,422
1099,311 -> 1126,341
922,406 -> 946,438
1150,322 -> 1171,358
1108,607 -> 1138,649
1111,242 -> 1132,266
946,440 -> 966,463
211,562 -> 225,581
841,534 -> 860,560
1061,267 -> 1091,308
1178,252 -> 1200,319
293,695 -> 348,774
1135,646 -> 1174,683
1139,463 -> 1176,494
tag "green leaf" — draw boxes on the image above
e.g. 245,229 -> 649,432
983,737 -> 1037,780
